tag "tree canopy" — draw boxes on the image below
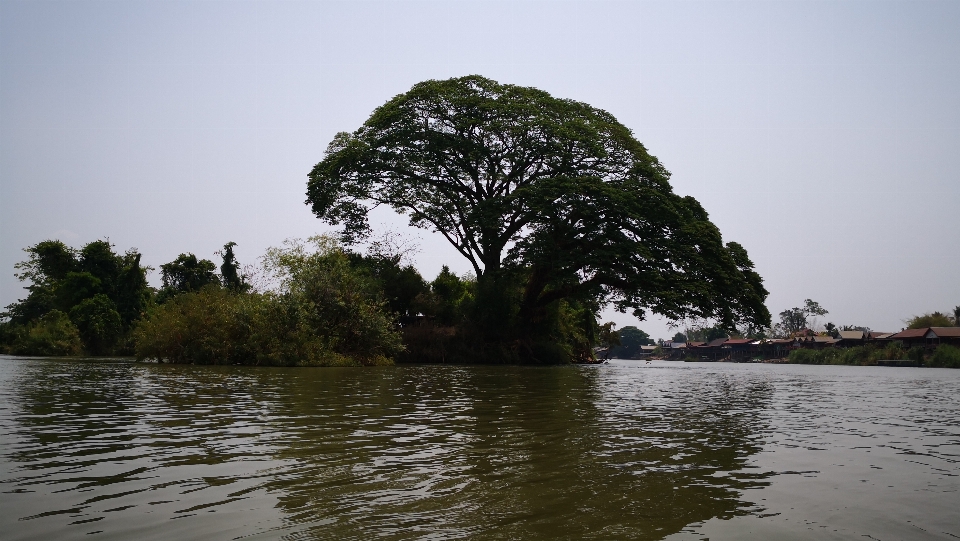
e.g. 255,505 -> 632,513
307,76 -> 770,346
160,253 -> 219,295
609,326 -> 653,359
776,299 -> 828,336
136,236 -> 402,366
3,239 -> 150,354
218,242 -> 248,292
907,311 -> 957,329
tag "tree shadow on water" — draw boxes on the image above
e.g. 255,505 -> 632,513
1,360 -> 773,540
266,364 -> 774,540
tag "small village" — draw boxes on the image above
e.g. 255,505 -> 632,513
633,327 -> 960,364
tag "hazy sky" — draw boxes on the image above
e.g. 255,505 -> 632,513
2,0 -> 958,340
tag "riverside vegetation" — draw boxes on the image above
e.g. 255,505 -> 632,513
4,77 -> 952,367
304,75 -> 770,363
0,234 -> 676,366
2,76 -> 777,365
670,296 -> 960,368
776,302 -> 960,368
23,75 -> 960,367
2,236 -> 428,366
788,343 -> 960,369
1,236 -> 956,368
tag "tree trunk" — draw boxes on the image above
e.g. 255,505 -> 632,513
516,266 -> 552,340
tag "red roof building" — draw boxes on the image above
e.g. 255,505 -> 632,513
888,327 -> 960,347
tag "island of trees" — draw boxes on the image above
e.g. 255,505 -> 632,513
3,77 -> 958,367
0,237 -> 955,367
0,75 -> 824,365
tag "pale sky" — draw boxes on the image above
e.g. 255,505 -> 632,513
2,0 -> 958,341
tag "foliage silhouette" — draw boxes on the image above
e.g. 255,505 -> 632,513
307,76 -> 770,360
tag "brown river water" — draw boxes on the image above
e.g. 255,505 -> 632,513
0,356 -> 957,540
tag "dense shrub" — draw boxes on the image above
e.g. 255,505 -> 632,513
788,343 -> 912,366
2,239 -> 151,356
927,344 -> 960,368
135,287 -> 254,364
837,346 -> 870,365
135,237 -> 402,366
788,348 -> 822,364
11,310 -> 83,356
877,341 -> 906,364
262,237 -> 403,361
134,287 -> 395,366
69,294 -> 122,355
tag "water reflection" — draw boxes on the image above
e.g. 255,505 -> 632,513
260,365 -> 774,539
1,358 -> 775,540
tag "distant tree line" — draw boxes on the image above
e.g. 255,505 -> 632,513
678,298 -> 958,343
663,298 -> 959,368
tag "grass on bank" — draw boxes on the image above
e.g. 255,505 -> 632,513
788,342 -> 960,368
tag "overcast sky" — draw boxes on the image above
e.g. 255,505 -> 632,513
2,0 -> 958,341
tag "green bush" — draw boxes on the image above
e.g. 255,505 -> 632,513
135,238 -> 403,366
788,348 -> 823,364
837,346 -> 870,365
788,343 -> 913,366
927,344 -> 960,368
787,348 -> 806,363
135,287 -> 250,364
69,294 -> 122,355
263,237 -> 403,361
11,310 -> 83,356
134,287 -> 397,367
877,341 -> 906,364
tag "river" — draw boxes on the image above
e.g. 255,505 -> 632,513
0,356 -> 957,540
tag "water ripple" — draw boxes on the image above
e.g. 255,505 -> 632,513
1,358 -> 958,540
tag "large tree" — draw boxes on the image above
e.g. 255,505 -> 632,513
610,326 -> 653,359
776,299 -> 828,336
306,76 -> 770,340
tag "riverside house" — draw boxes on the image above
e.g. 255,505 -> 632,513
659,325 -> 956,363
888,327 -> 960,349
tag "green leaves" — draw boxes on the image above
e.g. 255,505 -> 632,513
308,76 -> 656,272
10,310 -> 83,357
159,253 -> 219,298
4,239 -> 152,355
69,294 -> 122,355
609,326 -> 653,359
135,239 -> 404,366
14,240 -> 78,286
261,236 -> 404,361
777,299 -> 830,336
